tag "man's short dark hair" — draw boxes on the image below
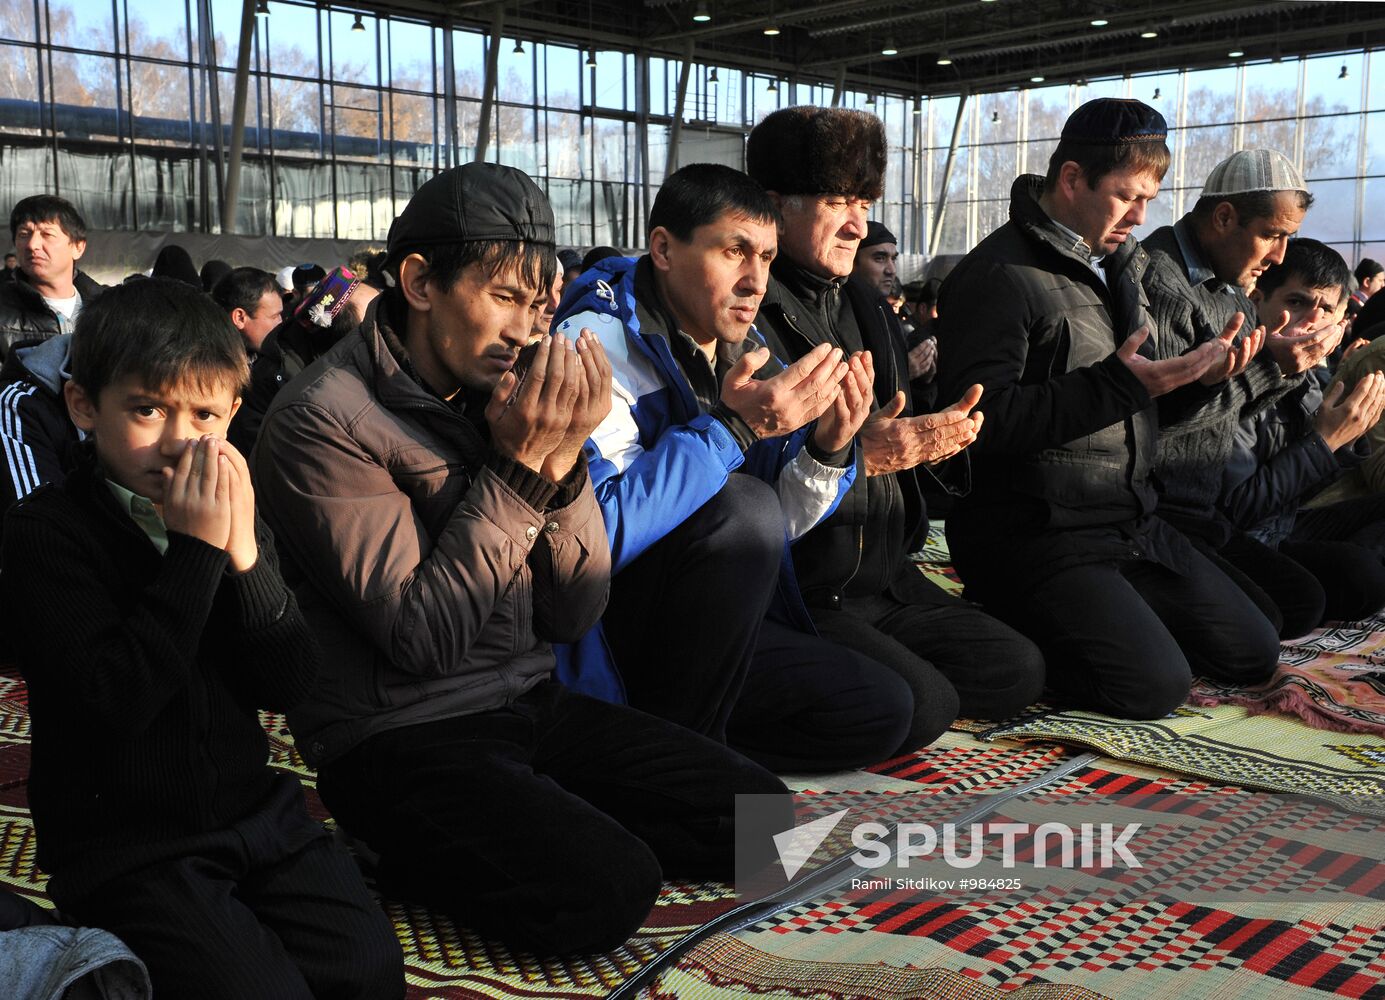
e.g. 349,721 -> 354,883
1255,238 -> 1350,302
1190,188 -> 1315,224
4,252 -> 15,261
1043,139 -> 1171,192
71,277 -> 250,402
1355,258 -> 1384,284
10,194 -> 87,243
211,266 -> 279,317
384,240 -> 557,315
650,163 -> 781,243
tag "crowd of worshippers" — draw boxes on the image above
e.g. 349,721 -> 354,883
0,95 -> 1383,995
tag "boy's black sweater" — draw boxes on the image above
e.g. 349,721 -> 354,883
0,446 -> 322,900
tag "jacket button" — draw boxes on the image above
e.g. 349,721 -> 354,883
829,594 -> 841,608
525,525 -> 538,541
545,520 -> 560,533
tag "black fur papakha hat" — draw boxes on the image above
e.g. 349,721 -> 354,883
746,107 -> 887,201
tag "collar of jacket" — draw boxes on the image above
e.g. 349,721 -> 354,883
769,256 -> 846,311
1009,173 -> 1147,286
14,266 -> 102,303
360,297 -> 467,416
60,440 -> 163,548
630,254 -> 684,353
1171,215 -> 1227,291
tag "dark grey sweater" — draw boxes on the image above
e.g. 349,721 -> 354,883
1140,218 -> 1299,537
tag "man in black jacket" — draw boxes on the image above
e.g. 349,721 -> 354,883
935,98 -> 1279,720
0,195 -> 104,359
748,106 -> 1045,744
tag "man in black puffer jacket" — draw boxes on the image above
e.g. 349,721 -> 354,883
0,195 -> 104,359
935,98 -> 1280,720
748,106 -> 1045,745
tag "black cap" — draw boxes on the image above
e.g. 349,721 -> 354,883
557,248 -> 583,272
1061,98 -> 1167,146
292,263 -> 326,289
859,221 -> 897,250
387,163 -> 555,269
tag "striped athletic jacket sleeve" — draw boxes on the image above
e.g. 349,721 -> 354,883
0,375 -> 74,514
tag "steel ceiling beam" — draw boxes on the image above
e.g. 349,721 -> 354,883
926,16 -> 1385,96
805,0 -> 1327,70
647,0 -> 878,44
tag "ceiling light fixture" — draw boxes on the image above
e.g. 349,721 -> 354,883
513,38 -> 524,53
937,52 -> 953,65
586,49 -> 597,67
351,12 -> 364,31
1228,48 -> 1244,58
991,110 -> 1000,123
1140,26 -> 1158,38
709,66 -> 718,82
255,0 -> 269,15
882,39 -> 898,56
866,92 -> 877,105
1152,87 -> 1161,99
767,77 -> 779,92
1090,17 -> 1108,26
693,0 -> 711,22
763,23 -> 780,36
1340,64 -> 1350,79
1030,74 -> 1045,82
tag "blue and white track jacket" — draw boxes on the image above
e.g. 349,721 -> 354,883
551,255 -> 856,701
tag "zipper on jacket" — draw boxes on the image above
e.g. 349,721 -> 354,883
777,302 -> 870,598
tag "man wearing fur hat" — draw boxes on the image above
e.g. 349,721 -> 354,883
934,98 -> 1280,721
748,106 -> 1045,746
1141,149 -> 1336,638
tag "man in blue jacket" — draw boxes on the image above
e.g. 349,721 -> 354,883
554,163 -> 914,771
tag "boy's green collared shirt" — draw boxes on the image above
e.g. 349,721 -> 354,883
105,479 -> 169,555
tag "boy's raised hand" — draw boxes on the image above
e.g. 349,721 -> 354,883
161,435 -> 232,553
218,438 -> 259,573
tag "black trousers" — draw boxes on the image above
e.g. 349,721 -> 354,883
809,572 -> 1047,749
1195,531 -> 1325,639
601,474 -> 782,743
603,473 -> 915,772
60,774 -> 403,1000
1286,493 -> 1385,623
317,681 -> 793,956
986,547 -> 1280,720
728,618 -> 914,772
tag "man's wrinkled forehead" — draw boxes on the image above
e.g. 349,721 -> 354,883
1270,278 -> 1343,310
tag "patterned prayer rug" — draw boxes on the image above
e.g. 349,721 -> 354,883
0,671 -> 744,999
0,670 -> 1101,999
981,702 -> 1385,801
642,762 -> 1385,1000
1191,616 -> 1385,737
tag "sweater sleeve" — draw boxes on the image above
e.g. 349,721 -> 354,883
213,511 -> 322,713
1,506 -> 229,739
